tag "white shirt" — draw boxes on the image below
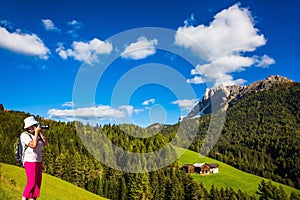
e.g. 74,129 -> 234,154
20,132 -> 44,163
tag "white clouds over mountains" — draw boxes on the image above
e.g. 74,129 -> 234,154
0,3 -> 274,83
1,3 -> 277,123
176,4 -> 266,60
175,4 -> 275,86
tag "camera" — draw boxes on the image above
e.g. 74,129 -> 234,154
40,124 -> 50,130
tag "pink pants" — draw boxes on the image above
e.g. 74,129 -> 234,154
23,162 -> 42,198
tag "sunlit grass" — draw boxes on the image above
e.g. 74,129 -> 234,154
176,148 -> 300,196
0,163 -> 108,200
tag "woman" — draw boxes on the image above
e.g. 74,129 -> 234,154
21,116 -> 48,200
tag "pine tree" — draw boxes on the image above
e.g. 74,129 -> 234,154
290,191 -> 300,200
209,184 -> 221,200
119,177 -> 128,200
257,180 -> 288,200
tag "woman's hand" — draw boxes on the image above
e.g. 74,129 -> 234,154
37,126 -> 48,146
28,126 -> 40,148
35,125 -> 43,136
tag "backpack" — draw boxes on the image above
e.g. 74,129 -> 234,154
15,131 -> 32,166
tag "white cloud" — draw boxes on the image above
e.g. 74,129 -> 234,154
142,98 -> 155,106
133,109 -> 144,114
255,54 -> 275,67
56,38 -> 112,65
192,55 -> 254,77
41,19 -> 60,32
208,73 -> 247,86
184,13 -> 196,26
68,20 -> 81,26
48,105 -> 134,120
62,101 -> 74,107
175,4 -> 266,60
175,4 -> 275,86
171,99 -> 198,111
187,76 -> 205,84
190,55 -> 255,86
0,19 -> 13,29
118,105 -> 134,116
121,37 -> 158,60
67,20 -> 83,38
0,26 -> 50,59
56,43 -> 68,59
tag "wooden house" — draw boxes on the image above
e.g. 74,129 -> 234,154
209,164 -> 219,173
182,164 -> 195,174
199,163 -> 211,175
193,163 -> 203,173
182,162 -> 219,175
193,163 -> 211,175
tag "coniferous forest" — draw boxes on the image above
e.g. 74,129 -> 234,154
0,82 -> 299,199
0,105 -> 245,199
210,82 -> 300,189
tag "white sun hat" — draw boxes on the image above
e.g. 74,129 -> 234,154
24,116 -> 39,129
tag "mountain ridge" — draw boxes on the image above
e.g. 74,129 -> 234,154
183,75 -> 294,120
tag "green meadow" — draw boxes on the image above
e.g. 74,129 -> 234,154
1,149 -> 299,199
176,148 -> 300,197
0,163 -> 108,200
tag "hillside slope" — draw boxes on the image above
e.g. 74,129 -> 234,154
0,106 -> 211,199
176,148 -> 300,197
175,75 -> 300,189
0,163 -> 108,200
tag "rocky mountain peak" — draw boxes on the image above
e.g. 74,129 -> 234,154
243,75 -> 293,93
182,75 -> 294,121
203,84 -> 230,101
267,75 -> 293,82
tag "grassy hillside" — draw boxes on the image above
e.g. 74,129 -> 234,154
0,163 -> 108,200
176,148 -> 300,197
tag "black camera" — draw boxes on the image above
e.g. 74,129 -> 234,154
40,124 -> 50,130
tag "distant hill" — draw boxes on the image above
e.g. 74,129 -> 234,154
0,162 -> 108,200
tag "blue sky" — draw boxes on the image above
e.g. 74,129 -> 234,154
0,0 -> 299,127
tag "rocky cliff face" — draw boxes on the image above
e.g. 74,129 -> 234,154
182,75 -> 294,121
